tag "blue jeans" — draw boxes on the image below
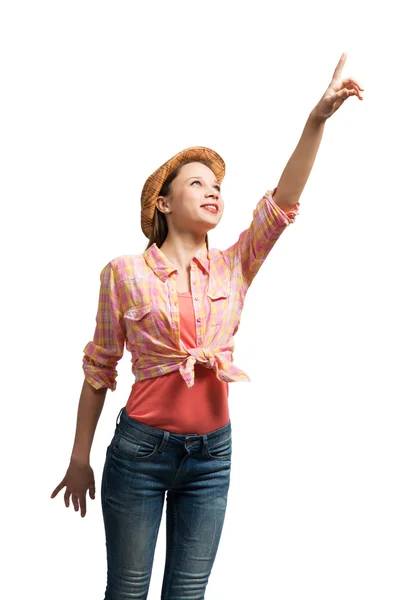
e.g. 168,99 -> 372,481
101,408 -> 232,599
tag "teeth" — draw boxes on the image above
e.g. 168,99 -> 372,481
202,205 -> 217,212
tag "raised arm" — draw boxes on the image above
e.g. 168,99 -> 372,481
223,52 -> 363,288
274,51 -> 363,211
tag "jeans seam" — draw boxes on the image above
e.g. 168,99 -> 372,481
163,497 -> 179,598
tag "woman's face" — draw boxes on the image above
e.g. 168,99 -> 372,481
156,162 -> 224,236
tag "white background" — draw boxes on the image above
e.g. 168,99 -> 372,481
2,1 -> 399,598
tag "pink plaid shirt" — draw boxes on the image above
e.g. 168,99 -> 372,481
83,189 -> 299,390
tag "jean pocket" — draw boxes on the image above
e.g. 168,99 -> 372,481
111,432 -> 159,461
205,435 -> 232,460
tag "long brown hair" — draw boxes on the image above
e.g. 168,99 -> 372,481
144,159 -> 214,251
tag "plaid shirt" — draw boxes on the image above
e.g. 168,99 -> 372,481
83,189 -> 299,390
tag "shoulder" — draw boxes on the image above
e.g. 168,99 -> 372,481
101,254 -> 148,282
207,246 -> 232,271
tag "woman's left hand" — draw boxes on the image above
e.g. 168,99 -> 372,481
312,52 -> 364,123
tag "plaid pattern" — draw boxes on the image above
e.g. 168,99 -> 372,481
83,189 -> 300,390
141,147 -> 225,238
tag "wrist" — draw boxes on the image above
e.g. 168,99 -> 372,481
71,450 -> 90,465
309,108 -> 327,127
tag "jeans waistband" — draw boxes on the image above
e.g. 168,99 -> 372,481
115,407 -> 231,451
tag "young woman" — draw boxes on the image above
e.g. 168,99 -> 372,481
51,53 -> 363,599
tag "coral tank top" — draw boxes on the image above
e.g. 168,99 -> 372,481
125,291 -> 229,434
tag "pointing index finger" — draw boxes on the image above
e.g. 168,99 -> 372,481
333,52 -> 347,79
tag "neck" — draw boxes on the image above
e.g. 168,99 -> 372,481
159,237 -> 206,272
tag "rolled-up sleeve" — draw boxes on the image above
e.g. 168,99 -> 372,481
82,262 -> 126,391
223,188 -> 300,289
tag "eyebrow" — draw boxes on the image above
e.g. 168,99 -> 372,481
185,176 -> 220,185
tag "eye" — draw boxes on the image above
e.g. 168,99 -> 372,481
190,180 -> 220,192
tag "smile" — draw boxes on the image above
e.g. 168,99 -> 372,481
201,205 -> 218,213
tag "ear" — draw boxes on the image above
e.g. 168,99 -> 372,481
156,195 -> 170,214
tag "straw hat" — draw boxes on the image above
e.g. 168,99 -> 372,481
140,146 -> 225,238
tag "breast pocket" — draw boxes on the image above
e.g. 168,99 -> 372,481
123,303 -> 162,347
207,282 -> 230,329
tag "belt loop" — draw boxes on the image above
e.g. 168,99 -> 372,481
202,433 -> 208,455
116,407 -> 124,426
158,430 -> 170,453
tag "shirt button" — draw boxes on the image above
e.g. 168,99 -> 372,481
192,281 -> 196,285
198,339 -> 203,345
196,317 -> 201,322
195,297 -> 199,301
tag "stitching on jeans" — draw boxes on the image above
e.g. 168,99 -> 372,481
163,496 -> 179,597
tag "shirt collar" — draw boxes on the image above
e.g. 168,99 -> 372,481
144,242 -> 210,282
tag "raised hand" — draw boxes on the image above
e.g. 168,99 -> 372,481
312,52 -> 364,122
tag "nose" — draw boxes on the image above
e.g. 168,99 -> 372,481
206,187 -> 219,199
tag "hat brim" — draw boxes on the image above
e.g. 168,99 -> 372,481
141,146 -> 225,239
